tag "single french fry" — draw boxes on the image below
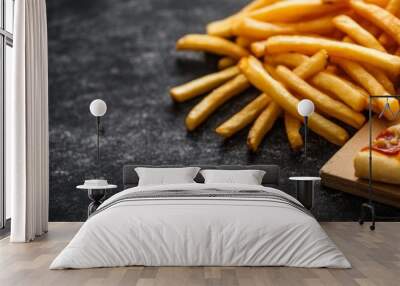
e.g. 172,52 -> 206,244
333,14 -> 386,51
265,35 -> 400,74
338,74 -> 371,108
384,0 -> 400,11
263,63 -> 284,82
378,33 -> 397,49
250,40 -> 269,57
207,17 -> 236,38
232,15 -> 335,40
218,57 -> 237,70
249,0 -> 346,22
311,71 -> 367,111
293,49 -> 328,79
363,64 -> 396,94
275,65 -> 366,129
284,112 -> 304,151
365,0 -> 389,7
207,0 -> 278,37
216,93 -> 272,138
239,56 -> 349,145
176,34 -> 249,60
332,57 -> 400,120
325,64 -> 341,74
264,53 -> 309,68
233,18 -> 294,40
170,66 -> 240,102
185,74 -> 250,131
235,36 -> 254,48
247,101 -> 282,151
285,15 -> 336,34
350,0 -> 400,45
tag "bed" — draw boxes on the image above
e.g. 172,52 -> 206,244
50,165 -> 350,269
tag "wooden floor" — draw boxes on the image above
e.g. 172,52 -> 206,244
0,222 -> 399,286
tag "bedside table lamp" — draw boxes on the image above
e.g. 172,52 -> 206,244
297,99 -> 315,160
76,99 -> 117,218
290,99 -> 319,210
90,99 -> 107,177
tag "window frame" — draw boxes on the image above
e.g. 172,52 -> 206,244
0,0 -> 13,229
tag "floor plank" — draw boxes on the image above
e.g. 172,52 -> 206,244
0,222 -> 399,286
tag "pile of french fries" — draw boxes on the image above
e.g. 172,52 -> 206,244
170,0 -> 400,151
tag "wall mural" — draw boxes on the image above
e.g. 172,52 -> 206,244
48,0 -> 400,221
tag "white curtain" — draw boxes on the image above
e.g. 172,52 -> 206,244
9,0 -> 49,242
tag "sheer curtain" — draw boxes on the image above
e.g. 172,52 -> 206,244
9,0 -> 49,242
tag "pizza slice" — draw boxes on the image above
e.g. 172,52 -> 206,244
354,123 -> 400,185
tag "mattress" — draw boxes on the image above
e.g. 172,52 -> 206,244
50,183 -> 350,269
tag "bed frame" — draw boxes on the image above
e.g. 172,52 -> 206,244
123,165 -> 281,189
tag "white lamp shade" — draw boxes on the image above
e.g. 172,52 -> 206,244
90,99 -> 107,117
297,99 -> 315,117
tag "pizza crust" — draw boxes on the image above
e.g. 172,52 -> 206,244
354,150 -> 400,185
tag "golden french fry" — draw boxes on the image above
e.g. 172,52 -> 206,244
207,0 -> 278,37
216,93 -> 272,138
350,0 -> 400,45
311,71 -> 367,111
332,57 -> 400,120
185,74 -> 250,131
284,112 -> 304,151
365,0 -> 389,7
333,14 -> 386,51
384,0 -> 400,11
338,75 -> 371,108
239,56 -> 349,145
264,53 -> 309,68
293,49 -> 328,79
233,18 -> 294,40
363,64 -> 396,94
378,33 -> 397,49
265,35 -> 400,74
263,63 -> 284,82
218,57 -> 237,70
250,40 -> 269,57
275,65 -> 366,129
235,36 -> 255,48
170,66 -> 240,102
176,34 -> 249,60
377,0 -> 400,47
207,17 -> 236,38
247,101 -> 282,151
232,16 -> 335,40
249,0 -> 346,22
325,64 -> 341,74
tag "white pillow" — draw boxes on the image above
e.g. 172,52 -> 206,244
200,169 -> 266,185
135,167 -> 200,186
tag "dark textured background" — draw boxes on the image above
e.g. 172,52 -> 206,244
47,0 -> 400,221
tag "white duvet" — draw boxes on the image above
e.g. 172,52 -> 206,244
50,183 -> 350,269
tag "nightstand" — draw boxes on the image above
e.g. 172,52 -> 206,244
77,180 -> 117,217
289,177 -> 321,210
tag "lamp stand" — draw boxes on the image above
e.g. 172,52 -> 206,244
96,116 -> 101,179
304,116 -> 308,162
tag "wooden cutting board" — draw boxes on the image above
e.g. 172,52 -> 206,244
320,117 -> 400,208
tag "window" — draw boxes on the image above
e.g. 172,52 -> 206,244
1,0 -> 14,229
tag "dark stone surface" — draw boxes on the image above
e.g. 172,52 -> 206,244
47,0 -> 400,221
